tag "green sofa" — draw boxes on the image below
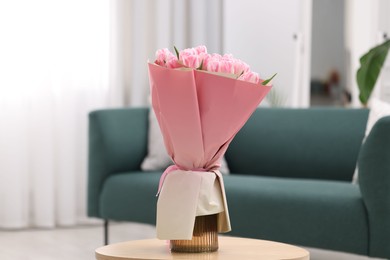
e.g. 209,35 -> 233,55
87,107 -> 390,259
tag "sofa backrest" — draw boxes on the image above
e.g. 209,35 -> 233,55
225,108 -> 369,181
88,107 -> 149,217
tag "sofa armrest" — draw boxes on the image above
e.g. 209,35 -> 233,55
358,115 -> 390,259
87,107 -> 149,218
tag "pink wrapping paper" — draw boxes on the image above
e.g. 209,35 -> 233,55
148,63 -> 271,240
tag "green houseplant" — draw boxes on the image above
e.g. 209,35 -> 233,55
357,39 -> 390,105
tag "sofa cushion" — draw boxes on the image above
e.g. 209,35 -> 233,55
352,98 -> 390,183
226,108 -> 368,181
100,172 -> 160,224
100,171 -> 368,255
224,174 -> 368,255
141,108 -> 230,174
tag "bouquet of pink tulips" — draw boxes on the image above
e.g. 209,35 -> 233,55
154,45 -> 267,84
148,45 -> 272,241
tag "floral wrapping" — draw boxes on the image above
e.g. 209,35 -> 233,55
148,46 -> 272,240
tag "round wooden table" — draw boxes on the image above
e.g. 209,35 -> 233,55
95,236 -> 310,260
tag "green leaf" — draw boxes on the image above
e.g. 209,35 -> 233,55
262,73 -> 277,85
174,46 -> 180,60
356,39 -> 390,105
197,60 -> 203,70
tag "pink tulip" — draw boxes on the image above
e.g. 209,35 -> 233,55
153,46 -> 263,83
180,47 -> 197,57
194,45 -> 207,55
238,71 -> 260,84
181,54 -> 201,69
218,60 -> 234,74
211,53 -> 222,60
166,56 -> 183,69
155,48 -> 175,67
222,54 -> 234,60
232,60 -> 250,75
179,48 -> 203,69
201,53 -> 211,70
204,56 -> 220,72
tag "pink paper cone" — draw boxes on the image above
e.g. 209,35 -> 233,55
149,63 -> 271,170
148,62 -> 271,239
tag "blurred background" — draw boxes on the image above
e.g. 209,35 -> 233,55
0,0 -> 389,231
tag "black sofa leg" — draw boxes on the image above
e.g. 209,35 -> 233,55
104,219 -> 109,245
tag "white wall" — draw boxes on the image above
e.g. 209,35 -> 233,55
223,0 -> 311,107
377,0 -> 390,103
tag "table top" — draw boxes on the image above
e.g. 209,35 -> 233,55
95,236 -> 310,260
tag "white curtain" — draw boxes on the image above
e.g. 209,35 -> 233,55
124,0 -> 223,106
0,0 -> 223,229
0,0 -> 122,228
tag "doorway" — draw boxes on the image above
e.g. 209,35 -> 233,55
310,0 -> 349,107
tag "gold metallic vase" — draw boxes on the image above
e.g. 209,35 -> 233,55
170,214 -> 218,253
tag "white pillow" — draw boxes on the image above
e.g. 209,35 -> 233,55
141,109 -> 230,174
141,108 -> 172,171
352,98 -> 390,183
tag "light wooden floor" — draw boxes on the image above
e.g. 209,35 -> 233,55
0,222 -> 384,260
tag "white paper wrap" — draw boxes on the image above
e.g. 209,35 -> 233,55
156,170 -> 231,240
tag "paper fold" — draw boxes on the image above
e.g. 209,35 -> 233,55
148,62 -> 271,240
157,170 -> 230,240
